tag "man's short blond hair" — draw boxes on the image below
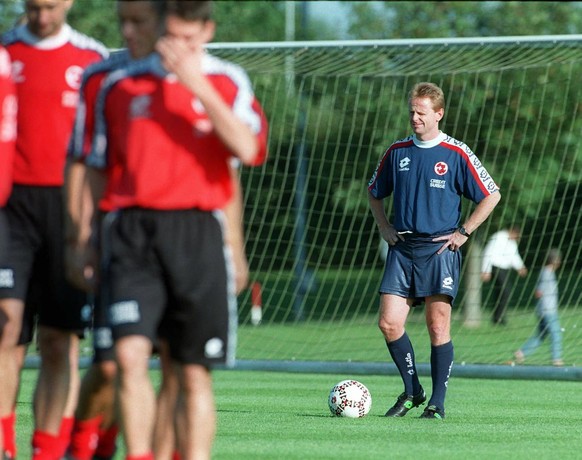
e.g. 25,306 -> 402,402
409,82 -> 445,111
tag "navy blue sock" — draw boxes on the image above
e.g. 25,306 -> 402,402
386,332 -> 422,395
429,341 -> 454,410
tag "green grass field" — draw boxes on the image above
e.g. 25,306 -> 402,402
15,368 -> 582,459
236,308 -> 582,367
235,267 -> 582,367
15,266 -> 581,458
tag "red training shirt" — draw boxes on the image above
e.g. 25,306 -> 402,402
68,50 -> 130,161
89,53 -> 268,212
0,46 -> 17,206
2,24 -> 108,186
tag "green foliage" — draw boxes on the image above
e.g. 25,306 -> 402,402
67,0 -> 123,48
212,1 -> 286,42
3,1 -> 580,270
0,0 -> 24,33
348,1 -> 582,39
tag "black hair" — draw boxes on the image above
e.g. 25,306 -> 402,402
165,0 -> 213,21
118,0 -> 166,17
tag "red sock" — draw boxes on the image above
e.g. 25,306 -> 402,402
1,412 -> 16,458
172,451 -> 182,460
68,416 -> 103,460
94,423 -> 119,457
31,430 -> 61,460
126,454 -> 154,460
58,416 -> 75,457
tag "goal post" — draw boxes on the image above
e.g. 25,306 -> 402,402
205,36 -> 582,376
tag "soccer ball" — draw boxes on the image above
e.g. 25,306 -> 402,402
328,379 -> 372,418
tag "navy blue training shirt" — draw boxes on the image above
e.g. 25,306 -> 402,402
368,132 -> 499,235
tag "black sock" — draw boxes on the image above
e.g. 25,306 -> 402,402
429,341 -> 454,410
386,332 -> 422,395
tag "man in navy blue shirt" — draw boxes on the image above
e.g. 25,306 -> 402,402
368,82 -> 500,420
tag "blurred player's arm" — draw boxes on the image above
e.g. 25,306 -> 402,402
64,161 -> 106,291
64,160 -> 95,291
156,36 -> 260,166
65,160 -> 93,247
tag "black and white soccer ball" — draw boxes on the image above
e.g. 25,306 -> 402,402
328,379 -> 372,418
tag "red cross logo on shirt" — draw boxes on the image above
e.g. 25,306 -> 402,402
434,161 -> 448,176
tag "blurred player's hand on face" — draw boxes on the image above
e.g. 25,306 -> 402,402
156,35 -> 200,76
156,15 -> 215,85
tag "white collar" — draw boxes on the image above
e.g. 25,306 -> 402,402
412,131 -> 446,149
21,23 -> 72,50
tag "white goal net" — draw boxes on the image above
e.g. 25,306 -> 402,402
208,36 -> 582,375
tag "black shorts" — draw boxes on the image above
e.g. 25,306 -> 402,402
379,234 -> 462,305
91,212 -> 157,363
0,208 -> 13,300
91,293 -> 115,363
0,185 -> 90,343
0,208 -> 9,271
105,208 -> 236,367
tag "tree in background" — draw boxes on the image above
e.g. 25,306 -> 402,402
347,1 -> 582,39
0,0 -> 24,31
1,1 -> 580,275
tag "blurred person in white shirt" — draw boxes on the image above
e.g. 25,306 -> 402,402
481,226 -> 528,325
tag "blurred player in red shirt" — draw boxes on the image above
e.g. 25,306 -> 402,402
67,1 -> 268,458
0,1 -> 108,458
0,46 -> 16,215
65,3 -> 257,458
0,44 -> 17,343
0,43 -> 17,460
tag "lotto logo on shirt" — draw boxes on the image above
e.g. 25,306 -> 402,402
399,157 -> 411,171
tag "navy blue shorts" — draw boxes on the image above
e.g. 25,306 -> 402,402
379,234 -> 461,305
105,207 -> 236,367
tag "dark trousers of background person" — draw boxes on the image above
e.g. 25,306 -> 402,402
491,266 -> 511,325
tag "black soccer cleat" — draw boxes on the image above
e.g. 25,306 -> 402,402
385,387 -> 426,417
419,404 -> 445,420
